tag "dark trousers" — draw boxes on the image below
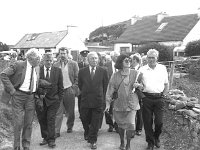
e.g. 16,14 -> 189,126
135,101 -> 143,131
78,94 -> 81,116
12,91 -> 35,149
80,106 -> 102,143
142,96 -> 164,145
36,100 -> 60,143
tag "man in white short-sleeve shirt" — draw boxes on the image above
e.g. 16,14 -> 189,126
139,49 -> 169,150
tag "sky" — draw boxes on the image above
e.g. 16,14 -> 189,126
1,0 -> 200,45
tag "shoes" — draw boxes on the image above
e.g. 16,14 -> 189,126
23,147 -> 30,150
84,134 -> 89,141
40,139 -> 48,146
107,126 -> 113,132
136,130 -> 142,136
155,139 -> 161,148
146,143 -> 154,150
90,143 -> 97,149
14,147 -> 20,150
55,133 -> 60,138
119,143 -> 125,150
67,128 -> 73,133
48,142 -> 56,148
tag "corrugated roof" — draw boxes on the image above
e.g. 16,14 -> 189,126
13,30 -> 68,49
115,14 -> 200,44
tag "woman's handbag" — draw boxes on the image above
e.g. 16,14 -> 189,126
111,76 -> 125,99
105,109 -> 114,127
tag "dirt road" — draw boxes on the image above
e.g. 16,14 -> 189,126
29,99 -> 165,150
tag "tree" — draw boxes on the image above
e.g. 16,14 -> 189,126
0,42 -> 9,52
185,40 -> 200,56
137,42 -> 173,62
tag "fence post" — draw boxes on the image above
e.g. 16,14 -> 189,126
169,61 -> 175,89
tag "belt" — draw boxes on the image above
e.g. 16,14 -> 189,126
17,89 -> 35,95
143,92 -> 163,98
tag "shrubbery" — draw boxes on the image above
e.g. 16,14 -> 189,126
185,40 -> 200,56
137,42 -> 173,62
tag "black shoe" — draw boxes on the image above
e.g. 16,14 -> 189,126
146,143 -> 154,150
84,134 -> 89,141
136,130 -> 142,136
48,142 -> 56,148
40,139 -> 48,146
23,147 -> 30,150
90,143 -> 97,149
107,126 -> 113,132
155,139 -> 161,148
55,133 -> 60,138
67,128 -> 73,133
14,147 -> 20,150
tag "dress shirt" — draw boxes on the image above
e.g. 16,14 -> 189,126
19,61 -> 37,92
89,66 -> 96,74
44,66 -> 51,78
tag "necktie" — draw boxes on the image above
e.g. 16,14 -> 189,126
91,67 -> 95,80
29,66 -> 34,92
46,68 -> 50,80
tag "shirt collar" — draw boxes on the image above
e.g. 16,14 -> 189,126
27,60 -> 32,68
44,66 -> 51,71
89,66 -> 96,71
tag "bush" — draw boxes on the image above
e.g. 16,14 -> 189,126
137,43 -> 173,61
185,39 -> 200,56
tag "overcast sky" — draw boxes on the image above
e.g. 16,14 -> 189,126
1,0 -> 200,45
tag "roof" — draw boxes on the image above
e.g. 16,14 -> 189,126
13,30 -> 68,49
115,14 -> 200,44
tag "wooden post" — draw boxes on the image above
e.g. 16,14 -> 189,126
169,61 -> 175,89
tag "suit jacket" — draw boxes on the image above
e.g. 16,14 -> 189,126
78,66 -> 109,108
54,60 -> 79,96
0,61 -> 40,104
39,66 -> 64,106
105,61 -> 114,80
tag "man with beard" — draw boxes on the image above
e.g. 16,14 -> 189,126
54,47 -> 79,137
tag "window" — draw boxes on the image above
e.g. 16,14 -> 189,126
156,22 -> 168,32
120,47 -> 130,53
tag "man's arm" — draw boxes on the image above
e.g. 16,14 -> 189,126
72,62 -> 79,95
0,62 -> 17,95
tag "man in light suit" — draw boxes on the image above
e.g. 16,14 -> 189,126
78,52 -> 108,149
36,53 -> 64,148
0,48 -> 41,150
105,51 -> 120,132
54,47 -> 79,137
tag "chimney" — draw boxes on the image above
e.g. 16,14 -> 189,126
131,15 -> 140,25
157,12 -> 168,23
197,8 -> 200,18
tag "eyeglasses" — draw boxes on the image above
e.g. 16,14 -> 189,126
123,58 -> 132,63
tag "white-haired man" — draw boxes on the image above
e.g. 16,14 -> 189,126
105,51 -> 120,132
139,49 -> 169,150
1,48 -> 41,150
78,52 -> 108,149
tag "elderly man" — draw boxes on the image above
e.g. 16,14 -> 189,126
0,48 -> 41,150
36,53 -> 64,148
78,52 -> 108,149
139,49 -> 169,150
54,47 -> 79,136
105,51 -> 120,132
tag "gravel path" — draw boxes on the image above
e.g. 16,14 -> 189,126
30,99 -> 165,150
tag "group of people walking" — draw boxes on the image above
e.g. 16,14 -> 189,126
0,47 -> 169,150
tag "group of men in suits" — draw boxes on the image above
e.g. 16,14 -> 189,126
0,47 -> 118,150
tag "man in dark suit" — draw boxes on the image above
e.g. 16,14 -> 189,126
105,51 -> 120,132
36,53 -> 64,148
77,50 -> 89,115
78,52 -> 108,149
0,48 -> 41,150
